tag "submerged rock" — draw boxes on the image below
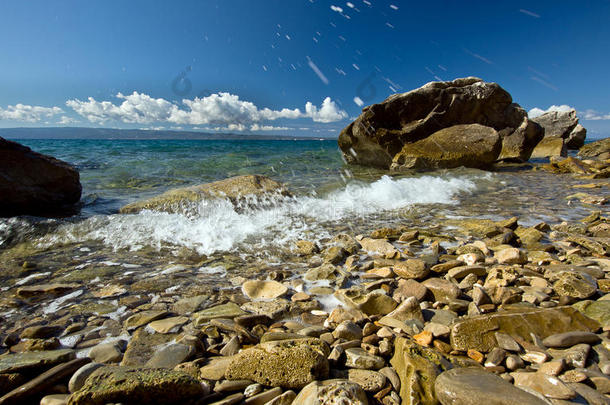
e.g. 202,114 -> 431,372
0,137 -> 81,217
338,77 -> 543,169
119,174 -> 290,214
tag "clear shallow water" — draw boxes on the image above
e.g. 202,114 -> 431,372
1,139 -> 608,261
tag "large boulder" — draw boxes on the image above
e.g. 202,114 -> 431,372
531,109 -> 586,150
0,137 -> 81,217
120,174 -> 290,214
338,77 -> 543,170
578,137 -> 610,160
391,124 -> 501,170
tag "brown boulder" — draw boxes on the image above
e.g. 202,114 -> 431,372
531,109 -> 586,149
0,137 -> 81,217
338,77 -> 543,169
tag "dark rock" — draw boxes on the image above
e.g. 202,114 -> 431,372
0,137 -> 81,217
0,358 -> 89,405
338,77 -> 543,169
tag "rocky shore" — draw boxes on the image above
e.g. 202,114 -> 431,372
0,201 -> 609,404
1,77 -> 609,404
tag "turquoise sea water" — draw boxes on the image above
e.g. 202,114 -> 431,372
1,138 -> 606,259
18,139 -> 351,215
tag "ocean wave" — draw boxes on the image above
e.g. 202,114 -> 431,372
37,174 -> 480,255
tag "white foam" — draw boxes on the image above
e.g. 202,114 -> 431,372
14,272 -> 51,286
38,175 -> 479,256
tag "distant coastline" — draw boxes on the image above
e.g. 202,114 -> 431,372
0,126 -> 337,141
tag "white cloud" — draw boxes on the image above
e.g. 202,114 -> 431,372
66,92 -> 178,124
249,124 -> 289,131
330,5 -> 343,13
529,104 -> 574,118
67,92 -> 347,127
353,96 -> 364,107
305,97 -> 348,123
58,116 -> 79,125
581,109 -> 610,120
0,104 -> 63,122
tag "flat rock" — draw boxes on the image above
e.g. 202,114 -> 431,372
0,349 -> 75,374
16,284 -> 78,299
348,369 -> 387,392
88,342 -> 123,364
573,300 -> 610,327
120,174 -> 289,214
120,328 -> 179,367
242,280 -> 288,300
225,338 -> 329,389
512,372 -> 576,400
195,302 -> 247,325
0,358 -> 88,405
450,307 -> 600,352
124,310 -> 168,330
292,379 -> 368,405
145,343 -> 195,369
67,366 -> 205,405
435,367 -> 548,405
345,348 -> 385,370
542,331 -> 601,348
148,316 -> 189,334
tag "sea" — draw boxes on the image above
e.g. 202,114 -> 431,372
0,138 -> 608,288
0,137 -> 608,323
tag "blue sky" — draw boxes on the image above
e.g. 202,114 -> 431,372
1,0 -> 609,137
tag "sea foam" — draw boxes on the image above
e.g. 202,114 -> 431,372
39,175 -> 478,255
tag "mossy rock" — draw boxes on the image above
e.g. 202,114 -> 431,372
67,366 -> 204,405
225,338 -> 329,389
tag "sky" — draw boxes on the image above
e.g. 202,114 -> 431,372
0,0 -> 609,137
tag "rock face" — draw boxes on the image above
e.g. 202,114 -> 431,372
0,137 -> 81,217
530,137 -> 567,159
391,124 -> 502,170
338,77 -> 543,169
531,109 -> 586,150
449,306 -> 600,352
120,174 -> 290,214
578,137 -> 610,160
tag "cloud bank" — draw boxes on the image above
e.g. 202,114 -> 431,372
528,104 -> 574,118
65,92 -> 347,126
0,104 -> 63,122
529,104 -> 610,121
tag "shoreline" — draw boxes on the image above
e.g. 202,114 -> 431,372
0,162 -> 609,403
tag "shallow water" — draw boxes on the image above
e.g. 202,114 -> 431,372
0,139 -> 609,325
